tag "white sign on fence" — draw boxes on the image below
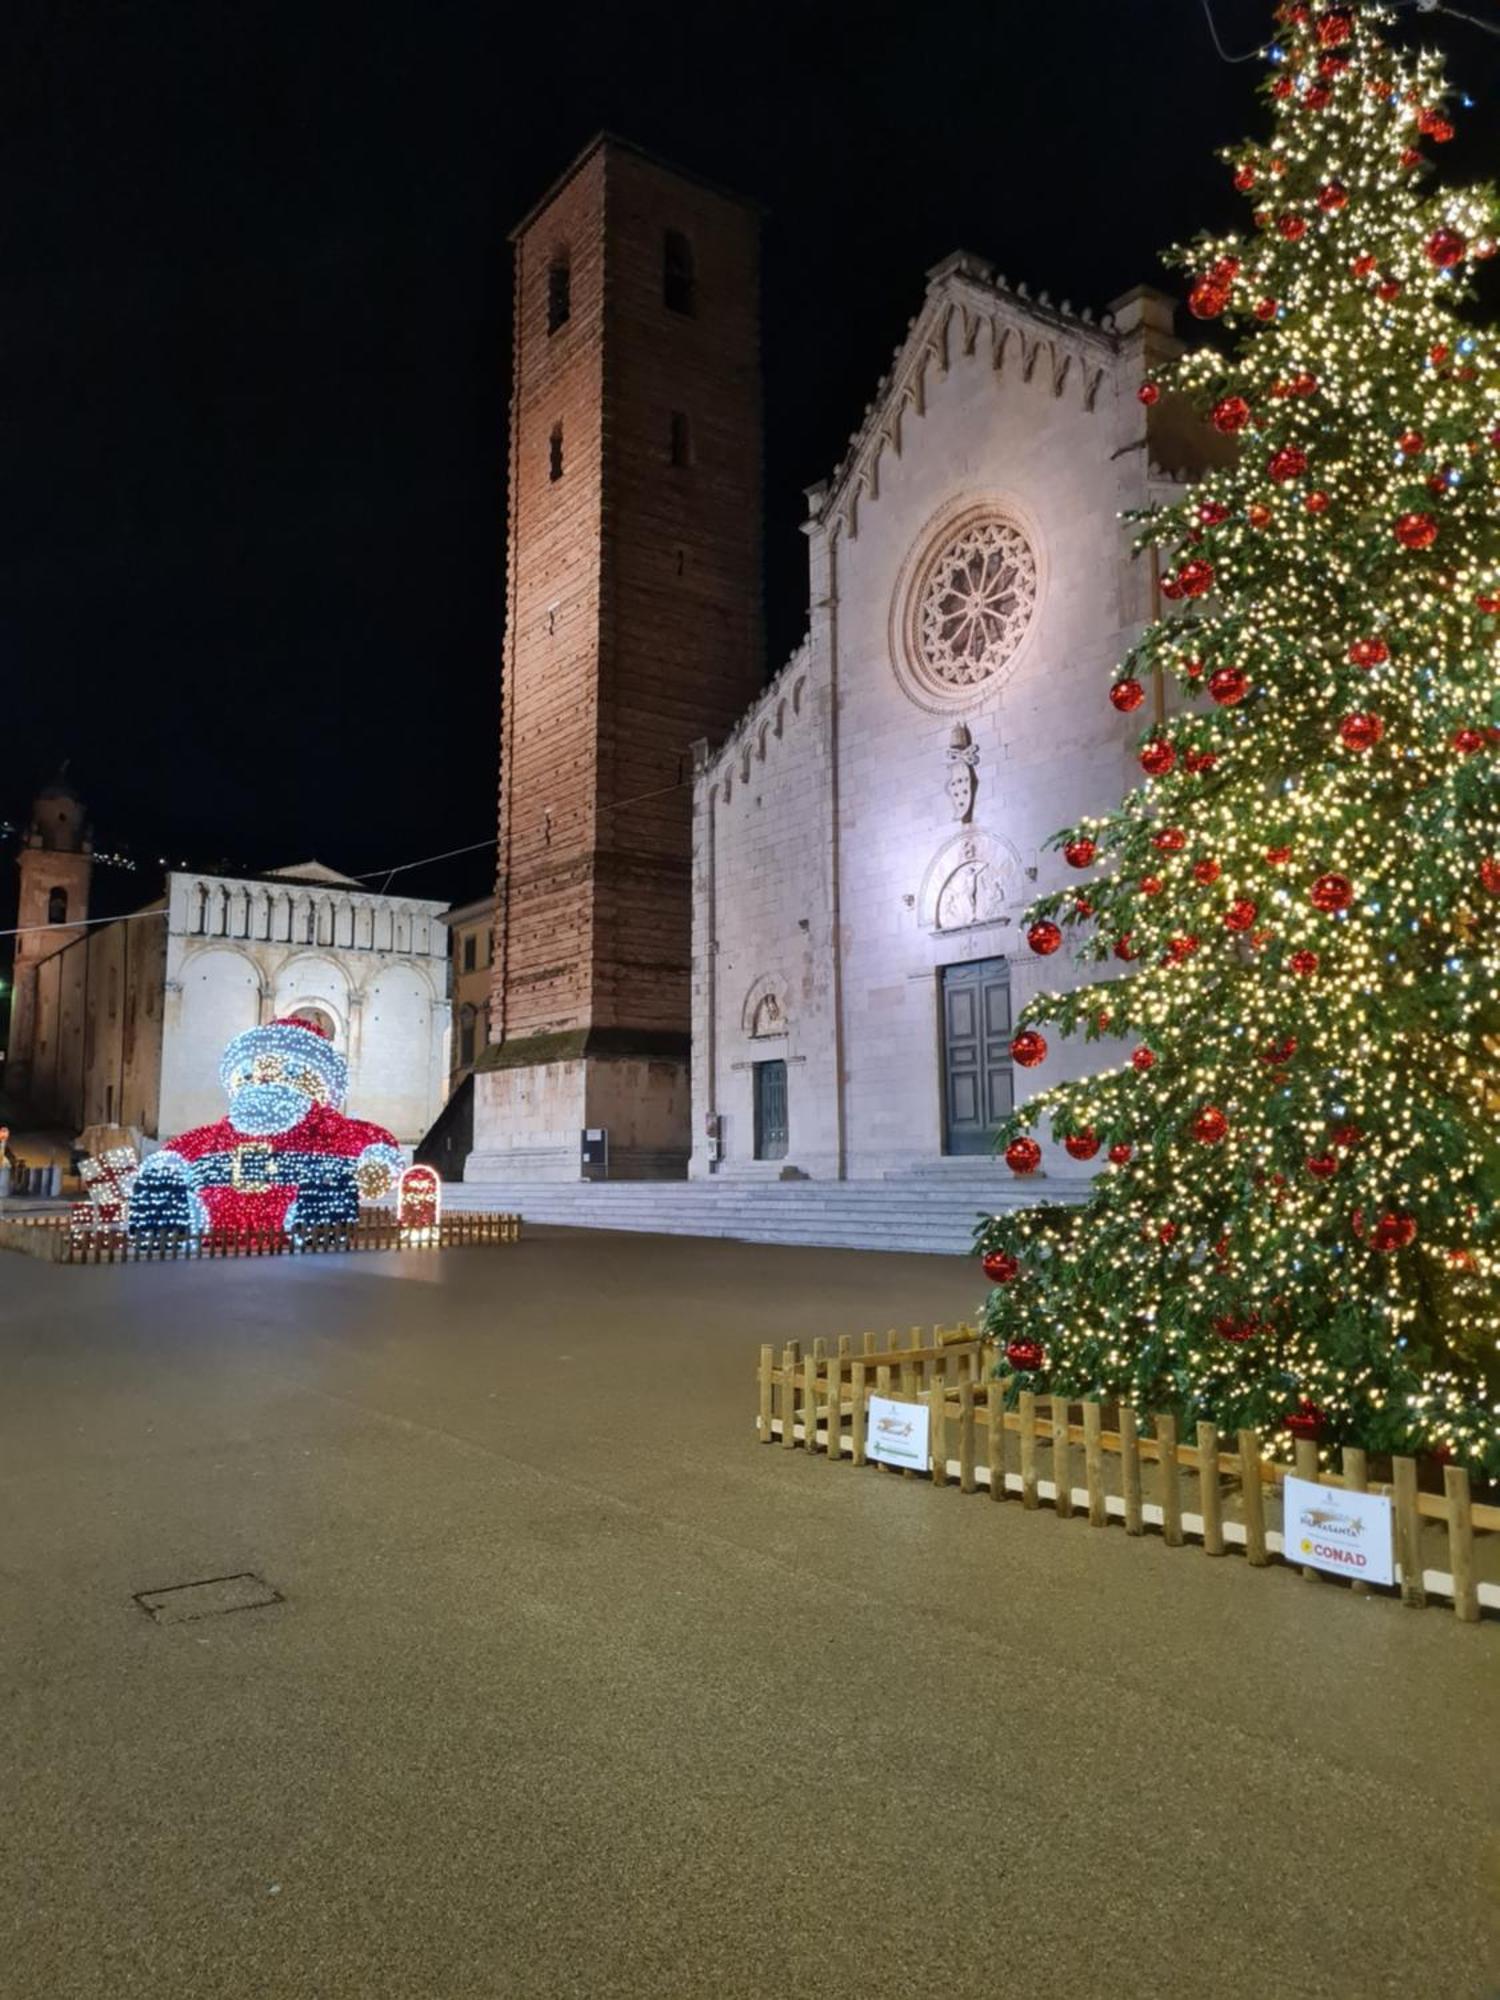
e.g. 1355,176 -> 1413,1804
867,1394 -> 930,1472
1283,1475 -> 1395,1587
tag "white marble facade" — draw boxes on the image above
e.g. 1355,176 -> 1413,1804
690,259 -> 1210,1182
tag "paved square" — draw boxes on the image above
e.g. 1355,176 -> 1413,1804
0,1226 -> 1494,1998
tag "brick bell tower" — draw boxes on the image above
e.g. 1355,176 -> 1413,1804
470,135 -> 763,1181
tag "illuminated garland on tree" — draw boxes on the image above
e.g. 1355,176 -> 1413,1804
978,0 -> 1500,1474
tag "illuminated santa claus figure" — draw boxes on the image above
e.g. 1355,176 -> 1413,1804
129,1016 -> 404,1238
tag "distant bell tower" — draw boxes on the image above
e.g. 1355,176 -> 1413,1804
471,134 -> 763,1181
8,771 -> 93,1095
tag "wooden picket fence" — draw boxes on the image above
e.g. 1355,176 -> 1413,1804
0,1210 -> 521,1265
756,1326 -> 1498,1625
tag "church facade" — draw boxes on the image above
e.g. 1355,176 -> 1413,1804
688,260 -> 1215,1183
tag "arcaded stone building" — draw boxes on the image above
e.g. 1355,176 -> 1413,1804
469,135 -> 764,1180
687,262 -> 1220,1182
11,836 -> 450,1146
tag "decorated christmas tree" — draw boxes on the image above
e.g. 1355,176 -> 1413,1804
978,0 -> 1500,1473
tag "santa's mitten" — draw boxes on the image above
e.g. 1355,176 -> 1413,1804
354,1142 -> 403,1204
128,1152 -> 202,1236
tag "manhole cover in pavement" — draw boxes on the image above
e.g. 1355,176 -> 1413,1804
133,1573 -> 283,1624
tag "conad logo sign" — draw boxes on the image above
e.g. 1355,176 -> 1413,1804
1299,1537 -> 1369,1570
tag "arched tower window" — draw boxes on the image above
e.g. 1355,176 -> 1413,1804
549,422 -> 564,482
47,887 -> 68,926
547,245 -> 571,333
663,229 -> 695,316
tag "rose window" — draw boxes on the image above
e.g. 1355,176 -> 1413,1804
917,521 -> 1038,689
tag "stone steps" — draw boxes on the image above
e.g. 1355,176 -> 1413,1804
448,1174 -> 1086,1256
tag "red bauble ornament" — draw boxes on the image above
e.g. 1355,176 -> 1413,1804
1268,445 -> 1308,482
1177,558 -> 1215,598
1063,837 -> 1097,869
1139,875 -> 1163,897
1005,1136 -> 1042,1176
1399,146 -> 1423,171
1283,1401 -> 1324,1441
1305,1153 -> 1339,1179
1276,214 -> 1307,242
1193,857 -> 1222,885
1310,873 -> 1354,913
1317,181 -> 1347,211
1027,920 -> 1063,957
1289,949 -> 1320,976
1189,279 -> 1230,320
1233,163 -> 1258,192
982,1249 -> 1021,1284
1398,428 -> 1424,456
1130,1047 -> 1156,1072
1165,934 -> 1199,963
1004,1337 -> 1045,1374
1480,858 -> 1500,895
1260,1034 -> 1297,1064
1109,678 -> 1146,713
1422,114 -> 1454,144
1305,490 -> 1330,515
1247,502 -> 1271,530
1376,278 -> 1403,302
1152,826 -> 1186,853
1074,896 -> 1094,919
1451,727 -> 1485,755
1184,749 -> 1218,774
1329,1122 -> 1363,1149
1351,252 -> 1378,278
1369,1211 -> 1418,1253
1394,511 -> 1437,550
1010,1029 -> 1048,1069
1253,297 -> 1278,321
1347,636 -> 1389,667
1198,501 -> 1229,526
1212,395 -> 1252,434
1316,9 -> 1352,44
1113,935 -> 1137,963
1159,575 -> 1184,602
1265,845 -> 1292,865
1139,740 -> 1176,777
1477,594 -> 1500,615
1425,227 -> 1466,269
1214,1315 -> 1258,1344
1063,1130 -> 1100,1161
1224,899 -> 1258,932
1271,78 -> 1294,102
1107,1142 -> 1133,1166
1208,665 -> 1248,705
1191,1106 -> 1229,1144
1429,343 -> 1449,367
1138,381 -> 1161,406
1157,1223 -> 1179,1247
1339,712 -> 1384,751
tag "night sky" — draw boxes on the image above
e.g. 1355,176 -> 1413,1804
4,0 -> 1498,943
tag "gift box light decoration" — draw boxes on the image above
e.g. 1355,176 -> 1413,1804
128,1016 -> 403,1240
978,1 -> 1500,1475
73,1146 -> 141,1236
397,1165 -> 441,1245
